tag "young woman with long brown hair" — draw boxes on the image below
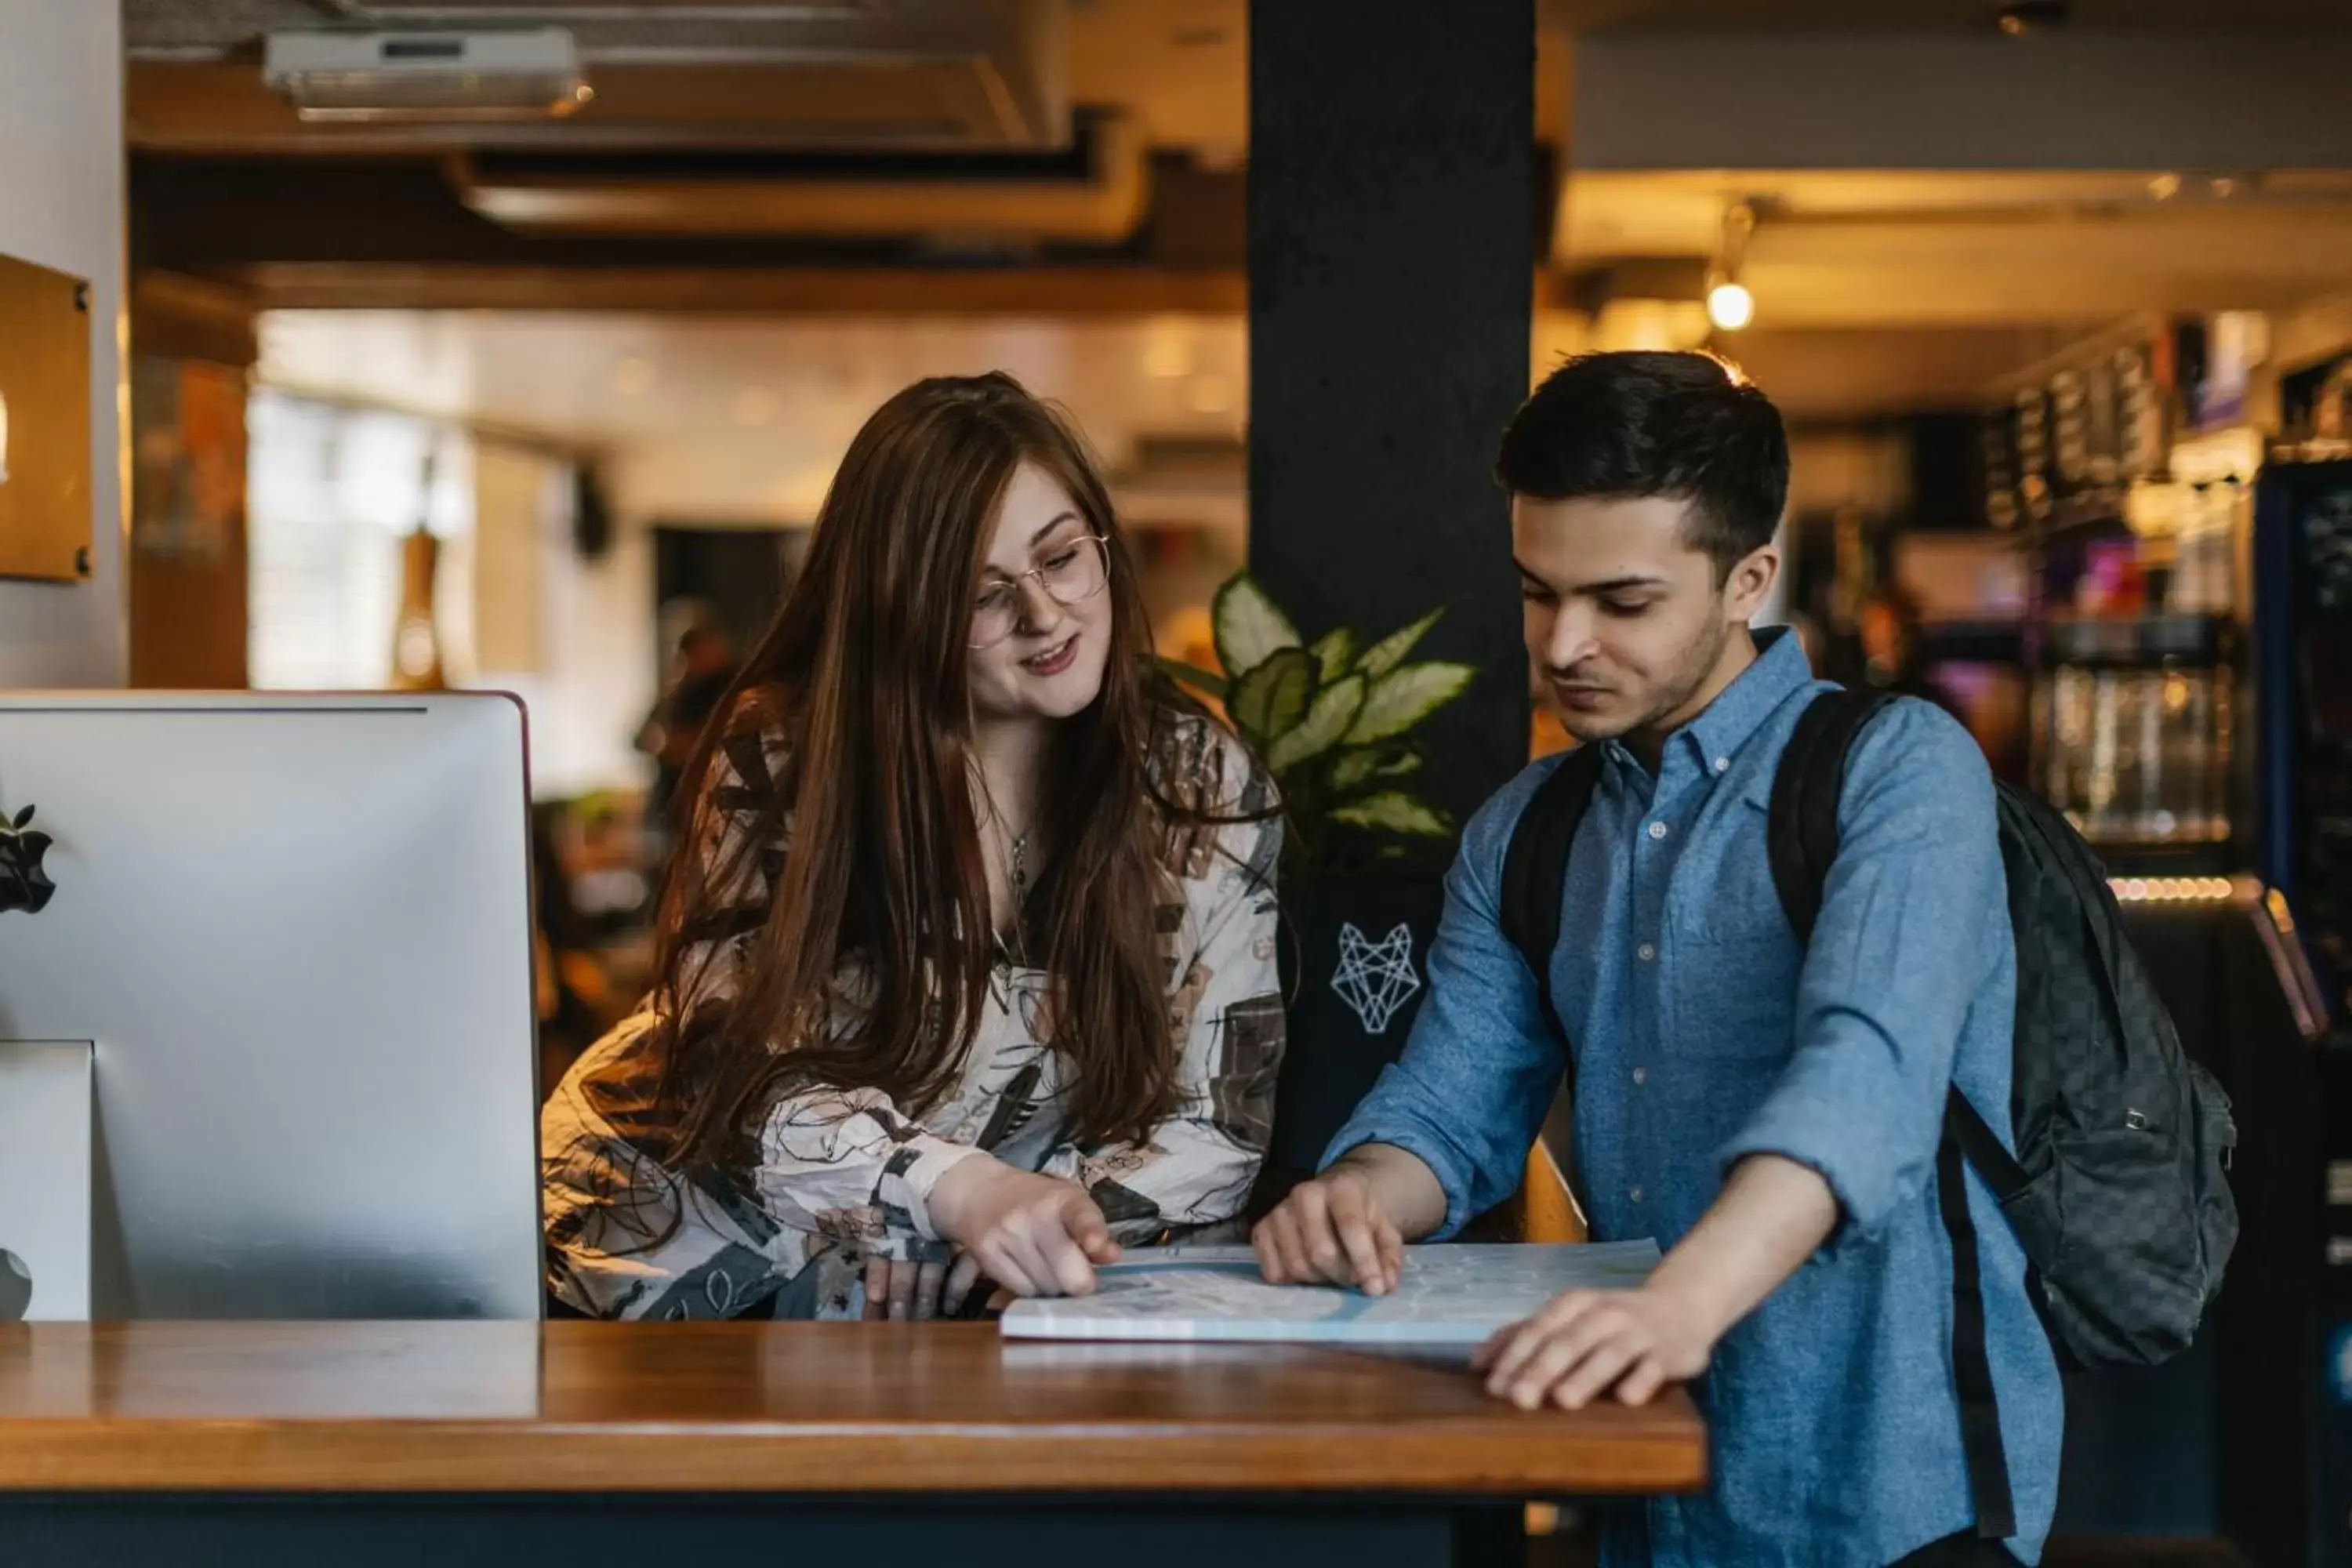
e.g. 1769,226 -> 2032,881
542,372 -> 1285,1321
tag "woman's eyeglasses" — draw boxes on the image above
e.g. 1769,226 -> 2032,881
970,535 -> 1111,650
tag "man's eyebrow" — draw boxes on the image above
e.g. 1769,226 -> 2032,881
1513,561 -> 1671,596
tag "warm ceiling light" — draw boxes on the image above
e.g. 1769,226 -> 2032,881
1705,279 -> 1754,332
1707,201 -> 1757,333
1996,2 -> 2069,35
2148,172 -> 2182,201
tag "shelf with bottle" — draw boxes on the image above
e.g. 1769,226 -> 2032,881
2037,658 -> 2234,855
2038,613 -> 2234,670
2027,474 -> 2245,854
1912,621 -> 2027,665
2025,473 -> 2246,640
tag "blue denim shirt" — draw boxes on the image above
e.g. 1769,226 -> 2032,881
1327,630 -> 2061,1568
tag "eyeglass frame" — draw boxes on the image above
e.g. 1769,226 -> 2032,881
967,532 -> 1113,650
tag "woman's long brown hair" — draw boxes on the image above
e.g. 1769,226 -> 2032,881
652,372 -> 1219,1192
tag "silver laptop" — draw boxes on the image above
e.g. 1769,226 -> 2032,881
0,692 -> 542,1319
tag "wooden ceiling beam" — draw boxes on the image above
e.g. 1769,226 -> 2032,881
230,262 -> 1248,316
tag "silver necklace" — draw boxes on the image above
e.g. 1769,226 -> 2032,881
1000,829 -> 1034,967
1008,829 -> 1033,899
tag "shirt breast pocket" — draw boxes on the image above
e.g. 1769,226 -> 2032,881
1667,800 -> 1798,1063
1668,931 -> 1797,1065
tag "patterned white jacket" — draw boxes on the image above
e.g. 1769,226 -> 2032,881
542,711 -> 1285,1321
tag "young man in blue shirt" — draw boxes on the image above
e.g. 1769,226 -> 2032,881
1252,352 -> 2062,1567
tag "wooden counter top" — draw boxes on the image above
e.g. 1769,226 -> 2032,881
0,1321 -> 1705,1496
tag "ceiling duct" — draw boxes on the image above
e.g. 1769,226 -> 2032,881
126,0 -> 1070,152
448,111 -> 1145,241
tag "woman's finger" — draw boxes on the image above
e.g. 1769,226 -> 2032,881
913,1258 -> 948,1322
1031,1206 -> 1100,1297
886,1258 -> 920,1321
862,1257 -> 891,1322
976,1240 -> 1040,1299
946,1250 -> 984,1313
993,1223 -> 1062,1298
1063,1194 -> 1121,1265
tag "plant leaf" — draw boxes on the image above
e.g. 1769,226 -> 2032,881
1355,606 -> 1446,679
1307,626 -> 1357,684
1212,574 -> 1302,677
1344,662 -> 1476,744
1328,747 -> 1381,794
1227,646 -> 1319,746
1328,746 -> 1422,793
1156,655 -> 1228,699
1330,790 -> 1454,837
1268,673 -> 1366,774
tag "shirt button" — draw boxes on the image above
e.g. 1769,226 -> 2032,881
1631,1186 -> 1646,1204
1632,1067 -> 1647,1086
1648,820 -> 1669,841
1714,756 -> 1730,775
1636,942 -> 1657,963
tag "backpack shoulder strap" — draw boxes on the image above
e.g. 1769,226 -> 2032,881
1766,687 -> 1893,943
1764,685 -> 2019,1541
1498,745 -> 1602,1087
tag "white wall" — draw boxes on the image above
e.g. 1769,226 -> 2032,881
0,1 -> 125,687
491,474 -> 657,803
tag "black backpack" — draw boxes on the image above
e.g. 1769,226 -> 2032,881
1500,687 -> 2240,1541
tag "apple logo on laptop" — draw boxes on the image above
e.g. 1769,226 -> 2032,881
0,804 -> 55,916
0,1251 -> 30,1322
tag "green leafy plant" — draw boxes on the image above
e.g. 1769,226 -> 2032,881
1160,575 -> 1476,877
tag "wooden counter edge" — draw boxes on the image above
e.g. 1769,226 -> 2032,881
0,1415 -> 1706,1496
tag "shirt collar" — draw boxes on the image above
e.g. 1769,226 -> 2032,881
1595,626 -> 1812,780
1681,624 -> 1810,771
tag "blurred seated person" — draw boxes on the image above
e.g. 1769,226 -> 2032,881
532,801 -> 626,1095
542,373 -> 1284,1323
1857,586 -> 1964,720
637,604 -> 742,864
1857,588 -> 2035,784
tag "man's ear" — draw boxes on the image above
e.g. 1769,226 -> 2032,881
1726,544 -> 1780,623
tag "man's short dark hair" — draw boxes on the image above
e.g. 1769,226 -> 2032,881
1496,350 -> 1789,581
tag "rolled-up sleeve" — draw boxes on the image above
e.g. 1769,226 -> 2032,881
1321,769 -> 1569,1239
1716,704 -> 2005,1247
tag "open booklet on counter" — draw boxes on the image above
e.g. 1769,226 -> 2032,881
997,1240 -> 1662,1346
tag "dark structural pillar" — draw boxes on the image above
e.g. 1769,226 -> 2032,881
1248,1 -> 1535,1184
1249,0 -> 1534,831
